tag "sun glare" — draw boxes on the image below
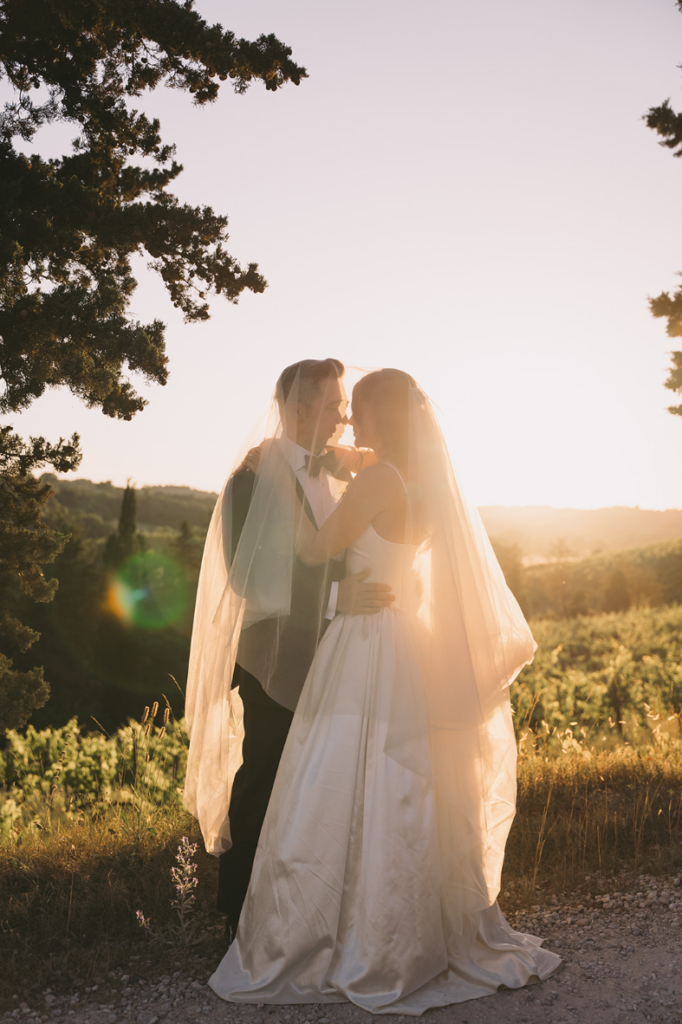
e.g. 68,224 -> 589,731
106,553 -> 189,630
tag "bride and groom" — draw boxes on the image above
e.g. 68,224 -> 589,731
184,359 -> 560,1014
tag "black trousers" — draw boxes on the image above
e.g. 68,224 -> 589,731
217,665 -> 294,926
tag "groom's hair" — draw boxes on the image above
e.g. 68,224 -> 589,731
276,359 -> 344,410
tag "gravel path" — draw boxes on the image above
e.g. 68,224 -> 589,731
5,874 -> 682,1024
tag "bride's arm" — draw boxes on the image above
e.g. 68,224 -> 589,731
330,446 -> 378,474
297,465 -> 396,566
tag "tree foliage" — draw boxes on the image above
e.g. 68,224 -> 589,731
0,427 -> 80,731
0,0 -> 306,421
0,0 -> 306,729
645,17 -> 682,418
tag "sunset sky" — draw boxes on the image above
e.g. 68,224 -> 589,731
7,0 -> 682,509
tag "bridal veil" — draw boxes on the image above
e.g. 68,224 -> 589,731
184,367 -> 535,924
397,373 -> 535,919
184,368 -> 348,855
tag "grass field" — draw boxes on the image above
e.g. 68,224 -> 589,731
512,604 -> 682,747
2,604 -> 682,999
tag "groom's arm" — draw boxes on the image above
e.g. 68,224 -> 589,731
229,460 -> 393,615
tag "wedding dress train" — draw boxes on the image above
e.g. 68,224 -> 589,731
209,523 -> 561,1014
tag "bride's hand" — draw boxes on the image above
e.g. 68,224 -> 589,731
330,445 -> 377,474
237,443 -> 263,474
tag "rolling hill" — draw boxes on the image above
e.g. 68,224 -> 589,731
42,475 -> 682,566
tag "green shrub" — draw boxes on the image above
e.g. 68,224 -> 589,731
1,709 -> 187,837
513,605 -> 682,745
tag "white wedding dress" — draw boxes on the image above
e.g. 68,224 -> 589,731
209,522 -> 561,1014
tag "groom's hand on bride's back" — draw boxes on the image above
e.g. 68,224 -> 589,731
337,569 -> 394,616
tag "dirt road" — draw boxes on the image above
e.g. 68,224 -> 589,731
5,873 -> 682,1024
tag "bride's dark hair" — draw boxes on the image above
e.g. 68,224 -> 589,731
352,368 -> 418,470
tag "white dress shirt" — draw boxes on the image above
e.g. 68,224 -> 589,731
279,436 -> 345,618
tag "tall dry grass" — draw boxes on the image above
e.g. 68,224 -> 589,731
506,745 -> 682,897
3,738 -> 681,1000
2,697 -> 682,1000
0,802 -> 223,1002
0,705 -> 224,1003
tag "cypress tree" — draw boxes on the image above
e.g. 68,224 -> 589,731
104,485 -> 145,569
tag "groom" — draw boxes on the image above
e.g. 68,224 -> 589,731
218,358 -> 393,940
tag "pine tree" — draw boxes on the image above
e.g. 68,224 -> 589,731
0,0 -> 306,423
0,427 -> 80,731
0,0 -> 306,729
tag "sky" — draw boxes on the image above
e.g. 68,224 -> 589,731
7,0 -> 682,509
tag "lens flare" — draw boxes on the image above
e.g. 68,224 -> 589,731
107,552 -> 188,629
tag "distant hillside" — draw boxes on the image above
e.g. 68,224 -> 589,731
479,506 -> 682,563
41,477 -> 682,563
41,475 -> 217,538
521,538 -> 682,619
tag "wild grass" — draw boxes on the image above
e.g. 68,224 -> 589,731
3,726 -> 681,1003
502,604 -> 682,897
0,796 -> 224,1003
505,742 -> 682,899
2,604 -> 682,999
0,706 -> 223,1004
3,737 -> 680,1003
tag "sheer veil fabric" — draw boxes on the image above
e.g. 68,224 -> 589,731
205,370 -> 558,1013
396,382 -> 536,918
183,371 -> 349,855
293,376 -> 536,925
185,369 -> 536,926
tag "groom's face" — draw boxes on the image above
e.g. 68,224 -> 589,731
298,375 -> 347,453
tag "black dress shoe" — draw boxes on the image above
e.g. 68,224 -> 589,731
225,918 -> 238,947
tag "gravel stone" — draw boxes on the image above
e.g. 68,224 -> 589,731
23,872 -> 682,1024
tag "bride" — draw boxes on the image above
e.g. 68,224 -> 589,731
204,368 -> 561,1013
